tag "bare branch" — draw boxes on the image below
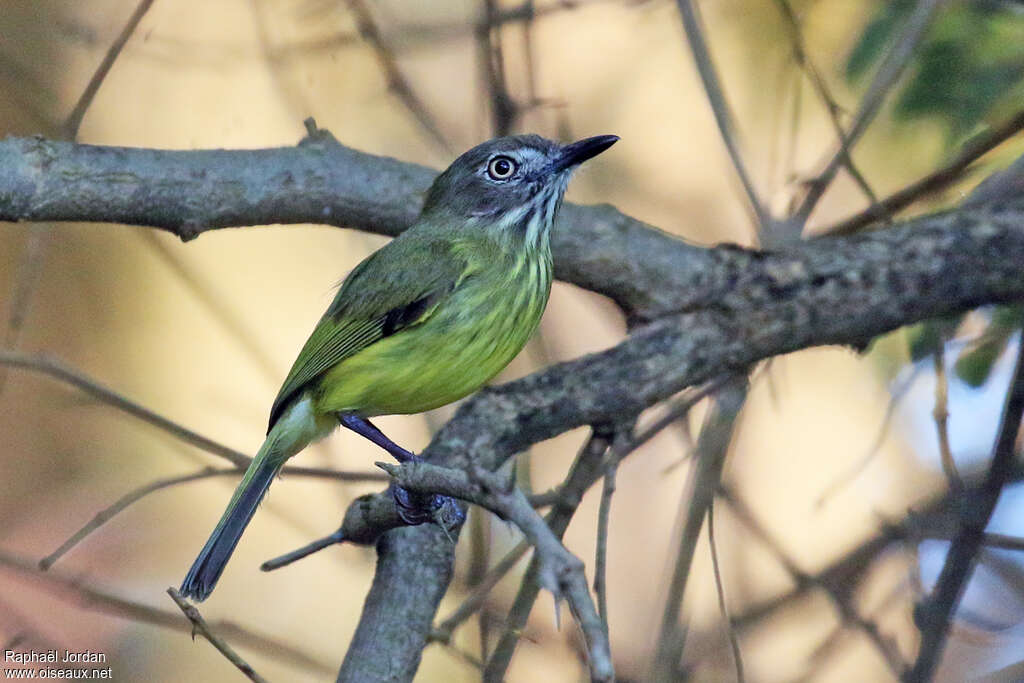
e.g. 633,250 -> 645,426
345,1 -> 452,153
932,346 -> 964,491
594,463 -> 617,636
907,339 -> 1024,681
484,430 -> 614,679
791,0 -> 945,231
674,0 -> 769,232
430,539 -> 530,645
719,486 -> 908,676
0,130 -> 715,322
39,467 -> 242,570
652,377 -> 746,681
167,587 -> 269,683
64,0 -> 156,139
0,549 -> 333,675
707,501 -> 744,683
773,0 -> 882,217
378,459 -> 614,682
0,350 -> 387,484
823,109 -> 1024,236
0,350 -> 250,467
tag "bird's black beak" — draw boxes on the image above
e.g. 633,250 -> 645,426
554,135 -> 619,172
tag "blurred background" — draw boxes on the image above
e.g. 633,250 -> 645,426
1,0 -> 1023,681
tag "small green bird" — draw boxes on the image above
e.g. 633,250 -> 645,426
180,133 -> 618,601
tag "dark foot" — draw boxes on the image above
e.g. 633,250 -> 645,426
391,484 -> 446,525
340,413 -> 465,531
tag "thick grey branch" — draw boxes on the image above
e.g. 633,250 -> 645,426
0,132 -> 711,322
379,460 -> 613,682
3,131 -> 1024,680
342,198 -> 1024,681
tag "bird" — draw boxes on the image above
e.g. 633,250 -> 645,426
180,133 -> 619,601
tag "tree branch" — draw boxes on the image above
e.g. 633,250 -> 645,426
167,587 -> 269,683
3,130 -> 1024,680
334,193 -> 1024,680
822,109 -> 1024,236
905,338 -> 1024,681
0,130 -> 713,323
0,549 -> 333,675
378,460 -> 614,682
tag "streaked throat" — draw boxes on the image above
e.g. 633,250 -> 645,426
497,172 -> 570,253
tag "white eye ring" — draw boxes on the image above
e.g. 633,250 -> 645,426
487,156 -> 517,180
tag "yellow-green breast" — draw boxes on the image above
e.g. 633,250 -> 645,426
313,243 -> 552,417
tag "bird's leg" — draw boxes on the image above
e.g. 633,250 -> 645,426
338,413 -> 418,462
338,413 -> 447,525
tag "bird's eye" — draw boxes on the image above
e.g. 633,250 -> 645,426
487,156 -> 517,181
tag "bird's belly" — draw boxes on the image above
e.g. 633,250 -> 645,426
315,267 -> 549,417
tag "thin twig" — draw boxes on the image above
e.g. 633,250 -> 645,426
632,377 -> 731,459
167,588 -> 269,683
38,462 -> 382,572
432,638 -> 486,671
0,549 -> 333,675
39,467 -> 240,570
674,0 -> 770,232
0,226 -> 51,396
721,486 -> 908,676
0,351 -> 249,466
707,500 -> 744,683
792,0 -> 945,231
823,109 -> 1024,235
773,0 -> 882,217
63,0 -> 156,139
429,540 -> 531,644
378,459 -> 615,682
594,463 -> 617,634
939,532 -> 1024,553
932,346 -> 964,492
472,384 -> 724,673
0,350 -> 386,482
346,0 -> 452,153
465,505 -> 493,659
260,529 -> 346,571
652,377 -> 747,682
479,0 -> 518,136
906,337 -> 1024,681
807,576 -> 909,669
483,429 -> 614,679
723,458 -> 1024,633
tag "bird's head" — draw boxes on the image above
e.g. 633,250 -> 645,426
422,134 -> 618,249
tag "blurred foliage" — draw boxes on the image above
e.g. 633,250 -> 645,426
905,306 -> 1023,388
955,305 -> 1024,387
906,314 -> 965,361
850,1 -> 1024,387
846,0 -> 1024,142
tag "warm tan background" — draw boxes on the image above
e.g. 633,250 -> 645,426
1,1 -> 1023,681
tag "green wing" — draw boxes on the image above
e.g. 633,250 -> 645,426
267,235 -> 468,431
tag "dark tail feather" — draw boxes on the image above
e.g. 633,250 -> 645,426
180,459 -> 280,601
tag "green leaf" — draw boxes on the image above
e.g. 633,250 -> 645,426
955,340 -> 1004,387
